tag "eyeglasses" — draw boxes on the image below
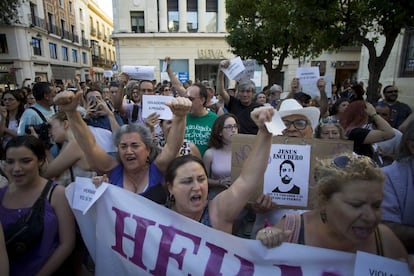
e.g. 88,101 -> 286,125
320,118 -> 340,125
332,155 -> 377,168
283,119 -> 308,130
384,90 -> 398,94
223,124 -> 239,130
164,88 -> 171,91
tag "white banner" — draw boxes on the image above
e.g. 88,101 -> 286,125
122,65 -> 155,81
65,180 -> 410,276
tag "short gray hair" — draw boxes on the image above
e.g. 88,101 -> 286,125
237,80 -> 256,92
113,123 -> 160,162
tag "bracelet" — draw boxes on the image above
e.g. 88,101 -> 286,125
369,113 -> 379,120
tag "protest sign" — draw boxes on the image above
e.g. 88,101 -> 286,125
231,134 -> 353,208
66,181 -> 358,275
141,95 -> 174,119
235,59 -> 256,81
296,67 -> 320,98
122,65 -> 155,80
264,144 -> 311,207
104,70 -> 113,78
220,56 -> 245,80
354,251 -> 411,276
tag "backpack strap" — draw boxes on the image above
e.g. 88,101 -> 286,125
29,107 -> 48,123
39,180 -> 53,201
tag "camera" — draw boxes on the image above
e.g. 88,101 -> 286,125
25,123 -> 51,147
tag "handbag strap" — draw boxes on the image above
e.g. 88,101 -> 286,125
29,106 -> 48,123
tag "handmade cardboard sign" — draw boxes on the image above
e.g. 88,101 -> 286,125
231,134 -> 353,209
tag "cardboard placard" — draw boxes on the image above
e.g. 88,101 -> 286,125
231,134 -> 353,209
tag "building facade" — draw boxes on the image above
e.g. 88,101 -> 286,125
112,0 -> 412,108
111,0 -> 362,92
0,0 -> 115,90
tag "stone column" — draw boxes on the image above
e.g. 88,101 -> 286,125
217,0 -> 226,32
178,0 -> 187,32
197,0 -> 206,32
159,0 -> 168,32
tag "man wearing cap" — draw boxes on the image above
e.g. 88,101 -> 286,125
251,98 -> 320,237
217,60 -> 263,134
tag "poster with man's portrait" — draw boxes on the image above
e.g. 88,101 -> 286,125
263,144 -> 311,207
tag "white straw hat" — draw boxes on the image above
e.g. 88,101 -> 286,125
278,99 -> 320,131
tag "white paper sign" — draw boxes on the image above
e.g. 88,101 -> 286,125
236,59 -> 256,81
160,72 -> 170,82
296,67 -> 320,98
71,177 -> 109,214
354,251 -> 412,276
220,56 -> 246,80
103,70 -> 113,78
265,111 -> 285,136
142,95 -> 174,120
122,65 -> 155,80
264,144 -> 311,207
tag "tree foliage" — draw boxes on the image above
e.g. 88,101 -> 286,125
226,0 -> 414,101
225,0 -> 338,86
0,0 -> 21,25
323,0 -> 414,102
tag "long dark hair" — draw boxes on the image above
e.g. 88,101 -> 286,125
5,136 -> 46,162
208,113 -> 238,149
2,89 -> 25,125
164,155 -> 208,189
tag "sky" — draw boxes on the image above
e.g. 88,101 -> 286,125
94,0 -> 113,19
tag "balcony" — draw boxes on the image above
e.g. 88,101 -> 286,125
61,30 -> 70,40
103,35 -> 108,42
90,27 -> 97,36
29,15 -> 46,29
72,33 -> 79,43
97,31 -> 103,39
81,38 -> 89,47
47,23 -> 57,35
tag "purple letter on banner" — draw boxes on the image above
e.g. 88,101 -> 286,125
150,225 -> 202,275
111,207 -> 156,270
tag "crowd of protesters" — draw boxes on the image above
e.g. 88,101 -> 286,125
0,57 -> 413,275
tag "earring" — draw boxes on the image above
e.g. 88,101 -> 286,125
168,194 -> 175,203
146,156 -> 150,164
320,210 -> 327,223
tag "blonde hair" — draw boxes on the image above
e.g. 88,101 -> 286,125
313,153 -> 384,208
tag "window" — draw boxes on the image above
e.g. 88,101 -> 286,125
79,8 -> 84,21
401,28 -> 414,77
69,1 -> 73,13
130,11 -> 145,33
187,0 -> 198,32
167,0 -> 178,32
49,43 -> 57,59
206,0 -> 217,32
0,34 -> 8,54
61,19 -> 67,39
31,37 -> 41,56
48,13 -> 56,34
72,49 -> 78,62
82,51 -> 87,64
62,46 -> 69,61
58,0 -> 64,8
